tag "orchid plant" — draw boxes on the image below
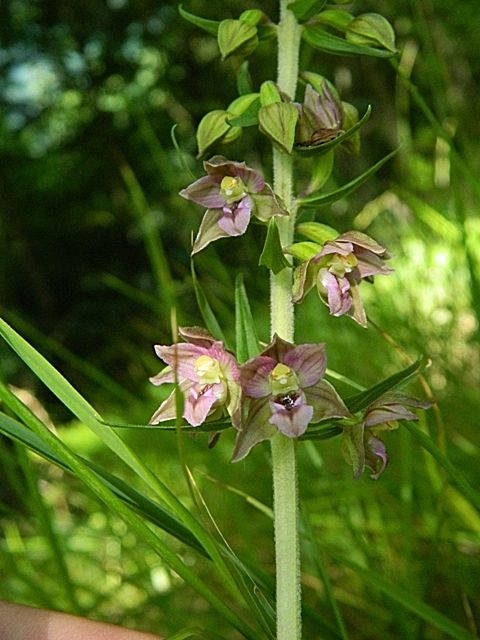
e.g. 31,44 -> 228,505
142,0 -> 429,640
144,2 -> 430,639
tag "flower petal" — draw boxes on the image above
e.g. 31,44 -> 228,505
283,343 -> 327,387
217,197 -> 252,236
318,270 -> 352,316
365,435 -> 388,479
251,185 -> 288,222
204,155 -> 265,194
341,422 -> 366,480
364,391 -> 431,428
355,249 -> 393,278
192,209 -> 232,254
338,230 -> 389,255
241,355 -> 276,397
153,343 -> 207,382
184,383 -> 221,426
231,397 -> 277,462
347,281 -> 367,327
306,379 -> 351,422
269,395 -> 313,437
149,379 -> 191,424
180,175 -> 225,208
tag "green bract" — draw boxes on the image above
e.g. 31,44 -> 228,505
218,19 -> 259,60
346,13 -> 397,53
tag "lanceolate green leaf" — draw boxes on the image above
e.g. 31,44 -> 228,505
235,273 -> 260,363
303,25 -> 395,58
287,0 -> 327,21
190,262 -> 229,347
294,105 -> 372,156
178,5 -> 220,35
345,359 -> 425,413
297,146 -> 400,207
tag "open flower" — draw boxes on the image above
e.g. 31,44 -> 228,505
293,230 -> 393,326
232,334 -> 350,461
149,327 -> 240,428
180,155 -> 287,253
342,391 -> 431,479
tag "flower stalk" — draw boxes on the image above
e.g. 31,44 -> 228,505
270,3 -> 303,639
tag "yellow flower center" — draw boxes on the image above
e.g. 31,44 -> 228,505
194,355 -> 222,385
220,176 -> 246,204
328,253 -> 358,278
269,363 -> 299,396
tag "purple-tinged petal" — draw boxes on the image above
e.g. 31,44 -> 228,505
292,260 -> 317,304
341,423 -> 366,480
306,379 -> 352,422
318,239 -> 354,258
269,391 -> 313,437
180,175 -> 225,208
261,334 -> 295,363
232,397 -> 277,462
241,355 -> 277,397
192,208 -> 231,254
364,391 -> 431,428
184,383 -> 221,426
365,435 -> 388,479
338,230 -> 389,255
149,366 -> 175,386
283,343 -> 327,387
355,249 -> 394,278
149,379 -> 191,424
154,343 -> 208,382
348,281 -> 367,327
217,197 -> 252,236
204,156 -> 265,194
178,326 -> 216,348
319,270 -> 352,316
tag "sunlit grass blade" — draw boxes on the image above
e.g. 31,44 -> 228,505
0,410 -> 207,556
185,468 -> 276,639
405,421 -> 480,513
297,147 -> 400,208
3,309 -> 137,405
191,262 -> 229,346
0,317 -> 265,611
337,556 -> 476,640
14,443 -> 80,613
0,408 -> 259,638
301,507 -> 349,640
235,273 -> 260,363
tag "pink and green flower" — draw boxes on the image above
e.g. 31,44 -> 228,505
342,391 -> 431,479
180,155 -> 287,254
293,230 -> 393,326
232,334 -> 350,461
149,327 -> 241,428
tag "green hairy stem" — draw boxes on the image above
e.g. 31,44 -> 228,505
270,3 -> 303,639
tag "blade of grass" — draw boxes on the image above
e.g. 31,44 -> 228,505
0,407 -> 259,638
119,159 -> 176,310
336,555 -> 476,640
191,262 -> 229,346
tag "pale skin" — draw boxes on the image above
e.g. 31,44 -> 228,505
0,602 -> 162,640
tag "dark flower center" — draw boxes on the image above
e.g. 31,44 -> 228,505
274,391 -> 299,412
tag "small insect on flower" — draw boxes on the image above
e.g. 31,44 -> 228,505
295,128 -> 344,148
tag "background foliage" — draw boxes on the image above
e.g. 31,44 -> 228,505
0,0 -> 479,638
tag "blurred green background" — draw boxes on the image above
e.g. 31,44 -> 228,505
0,0 -> 479,638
